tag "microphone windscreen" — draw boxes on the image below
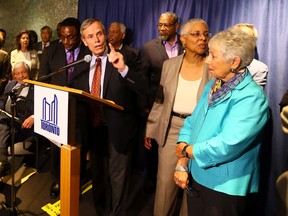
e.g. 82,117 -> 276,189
84,55 -> 92,63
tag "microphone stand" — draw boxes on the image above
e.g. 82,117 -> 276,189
1,89 -> 19,215
37,67 -> 67,82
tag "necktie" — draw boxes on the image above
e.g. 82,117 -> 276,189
90,58 -> 102,127
42,43 -> 47,51
67,50 -> 74,82
91,58 -> 102,97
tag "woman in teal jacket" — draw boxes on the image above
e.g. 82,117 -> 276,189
174,27 -> 269,216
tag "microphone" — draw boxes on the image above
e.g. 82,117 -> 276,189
37,55 -> 92,82
58,55 -> 92,71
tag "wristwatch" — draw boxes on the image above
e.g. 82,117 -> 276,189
182,145 -> 189,158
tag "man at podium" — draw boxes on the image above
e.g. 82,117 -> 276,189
80,18 -> 148,215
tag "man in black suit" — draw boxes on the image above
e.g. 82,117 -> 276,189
0,62 -> 34,177
80,18 -> 148,215
108,22 -> 140,57
38,17 -> 90,199
33,26 -> 53,62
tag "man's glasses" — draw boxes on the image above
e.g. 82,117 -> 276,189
189,32 -> 212,38
157,23 -> 176,29
60,35 -> 77,41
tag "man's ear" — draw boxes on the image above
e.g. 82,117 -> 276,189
121,33 -> 126,40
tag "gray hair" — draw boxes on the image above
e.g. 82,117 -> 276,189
233,23 -> 258,39
160,12 -> 178,24
208,28 -> 256,68
180,18 -> 209,36
80,18 -> 106,38
12,61 -> 30,74
110,22 -> 126,34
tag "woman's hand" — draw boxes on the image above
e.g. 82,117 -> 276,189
174,158 -> 189,189
176,142 -> 187,158
174,170 -> 189,189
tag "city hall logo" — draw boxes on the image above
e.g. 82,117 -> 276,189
41,94 -> 60,136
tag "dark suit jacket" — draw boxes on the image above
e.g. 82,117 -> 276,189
73,48 -> 148,153
0,80 -> 34,122
38,41 -> 91,147
141,35 -> 184,109
39,41 -> 90,87
0,49 -> 10,94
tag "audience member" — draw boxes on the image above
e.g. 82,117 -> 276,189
56,22 -> 62,40
0,29 -> 7,50
142,11 -> 184,110
28,30 -> 38,48
141,11 -> 184,193
39,17 -> 90,199
10,30 -> 39,80
174,27 -> 269,216
80,18 -> 148,215
279,90 -> 288,133
108,22 -> 140,56
233,23 -> 268,88
0,61 -> 34,177
0,32 -> 10,94
145,18 -> 212,216
33,26 -> 53,61
108,21 -> 146,179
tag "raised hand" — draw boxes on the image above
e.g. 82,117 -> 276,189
107,43 -> 126,71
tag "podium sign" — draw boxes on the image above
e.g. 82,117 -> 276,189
34,85 -> 69,145
25,79 -> 123,216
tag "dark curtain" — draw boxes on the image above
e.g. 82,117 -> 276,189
78,0 -> 288,215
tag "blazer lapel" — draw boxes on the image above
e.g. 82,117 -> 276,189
155,39 -> 169,60
102,61 -> 114,98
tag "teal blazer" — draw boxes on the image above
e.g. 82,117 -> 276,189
178,72 -> 269,196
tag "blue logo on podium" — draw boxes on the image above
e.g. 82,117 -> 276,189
41,94 -> 60,136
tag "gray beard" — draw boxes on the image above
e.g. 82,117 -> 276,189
159,35 -> 169,41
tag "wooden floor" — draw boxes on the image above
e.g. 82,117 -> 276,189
0,144 -> 157,216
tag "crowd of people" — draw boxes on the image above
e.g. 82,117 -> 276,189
0,11 -> 273,216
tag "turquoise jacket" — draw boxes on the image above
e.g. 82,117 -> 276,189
178,72 -> 269,196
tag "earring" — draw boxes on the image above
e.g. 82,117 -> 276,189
230,68 -> 236,73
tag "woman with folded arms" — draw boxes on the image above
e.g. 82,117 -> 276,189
175,27 -> 269,216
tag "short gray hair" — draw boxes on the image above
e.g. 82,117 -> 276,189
208,28 -> 256,68
110,22 -> 126,34
180,18 -> 208,36
80,18 -> 106,38
233,23 -> 258,39
160,12 -> 178,24
12,61 -> 30,74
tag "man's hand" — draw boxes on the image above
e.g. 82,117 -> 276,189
22,116 -> 34,129
107,43 -> 126,71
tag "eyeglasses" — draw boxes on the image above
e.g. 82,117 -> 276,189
60,35 -> 77,41
189,32 -> 212,38
157,23 -> 176,29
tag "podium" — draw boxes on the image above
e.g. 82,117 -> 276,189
24,79 -> 123,216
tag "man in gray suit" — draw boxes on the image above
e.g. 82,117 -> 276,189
140,11 -> 184,193
142,12 -> 184,110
